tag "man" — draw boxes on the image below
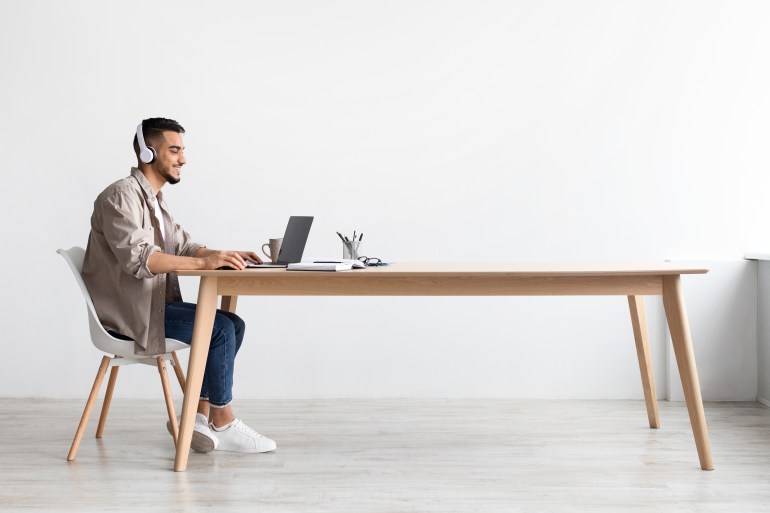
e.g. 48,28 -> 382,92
82,117 -> 276,454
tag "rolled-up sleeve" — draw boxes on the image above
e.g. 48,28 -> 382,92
99,188 -> 161,279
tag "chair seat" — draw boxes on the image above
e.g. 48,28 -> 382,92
101,335 -> 189,361
89,313 -> 190,359
165,338 -> 189,353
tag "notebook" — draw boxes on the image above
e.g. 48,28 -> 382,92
246,216 -> 314,268
286,259 -> 366,272
287,261 -> 354,271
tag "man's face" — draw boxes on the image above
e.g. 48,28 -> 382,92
152,131 -> 186,185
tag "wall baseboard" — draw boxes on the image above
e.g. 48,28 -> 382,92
758,397 -> 770,408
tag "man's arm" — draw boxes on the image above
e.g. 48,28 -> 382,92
147,248 -> 263,273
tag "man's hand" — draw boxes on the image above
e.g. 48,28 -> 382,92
201,250 -> 247,270
199,250 -> 263,270
237,251 -> 263,265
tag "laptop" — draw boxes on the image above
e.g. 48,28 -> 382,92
247,216 -> 314,268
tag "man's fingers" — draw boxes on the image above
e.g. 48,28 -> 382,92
209,251 -> 251,269
244,252 -> 262,264
229,255 -> 245,270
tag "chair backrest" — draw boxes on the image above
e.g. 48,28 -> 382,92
57,247 -> 138,358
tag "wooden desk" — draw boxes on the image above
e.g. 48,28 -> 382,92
173,263 -> 713,471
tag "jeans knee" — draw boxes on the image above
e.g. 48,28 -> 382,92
230,314 -> 246,351
231,314 -> 245,337
211,316 -> 237,348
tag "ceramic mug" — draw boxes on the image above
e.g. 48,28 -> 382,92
261,238 -> 283,263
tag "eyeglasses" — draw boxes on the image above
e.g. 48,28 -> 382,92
358,256 -> 387,266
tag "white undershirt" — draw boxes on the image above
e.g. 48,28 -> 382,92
153,198 -> 166,243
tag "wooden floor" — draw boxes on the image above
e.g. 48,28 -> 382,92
2,399 -> 770,512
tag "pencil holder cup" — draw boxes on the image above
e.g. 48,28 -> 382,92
342,240 -> 361,260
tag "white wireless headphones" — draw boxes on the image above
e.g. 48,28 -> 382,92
136,123 -> 156,164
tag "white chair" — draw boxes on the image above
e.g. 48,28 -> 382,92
58,247 -> 189,461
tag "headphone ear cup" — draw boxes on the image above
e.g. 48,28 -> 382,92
140,146 -> 156,164
136,123 -> 157,164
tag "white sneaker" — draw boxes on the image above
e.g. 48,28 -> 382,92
211,418 -> 277,453
166,413 -> 219,453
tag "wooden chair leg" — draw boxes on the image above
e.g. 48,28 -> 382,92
158,356 -> 179,446
67,356 -> 110,461
171,352 -> 186,391
96,365 -> 120,438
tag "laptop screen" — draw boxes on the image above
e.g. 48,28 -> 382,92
276,216 -> 313,264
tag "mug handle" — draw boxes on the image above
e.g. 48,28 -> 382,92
262,243 -> 271,259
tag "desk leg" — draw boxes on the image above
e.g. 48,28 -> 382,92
221,295 -> 238,313
174,276 -> 218,472
627,296 -> 660,429
662,275 -> 714,470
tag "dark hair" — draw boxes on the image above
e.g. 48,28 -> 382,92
133,117 -> 185,158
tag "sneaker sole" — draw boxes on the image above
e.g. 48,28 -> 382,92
215,444 -> 277,453
166,420 -> 217,453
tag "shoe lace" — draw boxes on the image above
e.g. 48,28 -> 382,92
233,419 -> 264,438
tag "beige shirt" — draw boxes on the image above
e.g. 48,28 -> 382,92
82,168 -> 204,356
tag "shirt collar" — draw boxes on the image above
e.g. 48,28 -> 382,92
131,167 -> 156,199
130,167 -> 167,208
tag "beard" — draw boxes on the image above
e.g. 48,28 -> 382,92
157,163 -> 181,185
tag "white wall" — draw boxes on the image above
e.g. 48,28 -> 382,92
1,1 -> 768,399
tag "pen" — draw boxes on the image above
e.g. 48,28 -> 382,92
353,230 -> 356,242
336,231 -> 346,243
359,233 -> 363,242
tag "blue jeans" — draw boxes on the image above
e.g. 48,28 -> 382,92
164,301 -> 245,408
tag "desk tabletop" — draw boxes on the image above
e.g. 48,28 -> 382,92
177,262 -> 708,277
